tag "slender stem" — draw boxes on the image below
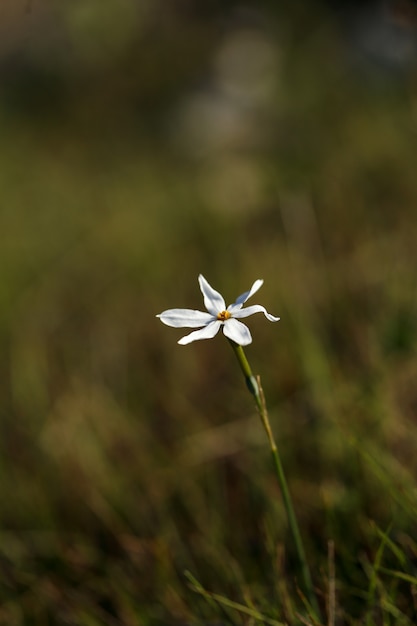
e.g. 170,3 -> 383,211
228,339 -> 321,622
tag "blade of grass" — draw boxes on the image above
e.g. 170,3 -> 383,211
349,437 -> 417,519
327,540 -> 336,626
372,522 -> 407,568
185,570 -> 287,626
366,523 -> 392,626
379,567 -> 417,586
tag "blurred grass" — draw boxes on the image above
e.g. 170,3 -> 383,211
1,1 -> 417,624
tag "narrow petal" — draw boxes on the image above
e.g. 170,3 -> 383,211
157,308 -> 214,328
222,318 -> 252,345
178,320 -> 222,345
229,279 -> 264,310
198,275 -> 225,315
232,304 -> 280,322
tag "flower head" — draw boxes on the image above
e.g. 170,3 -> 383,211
157,274 -> 279,346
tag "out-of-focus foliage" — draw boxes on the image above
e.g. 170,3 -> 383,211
2,1 -> 417,623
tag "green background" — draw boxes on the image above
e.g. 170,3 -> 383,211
2,1 -> 417,623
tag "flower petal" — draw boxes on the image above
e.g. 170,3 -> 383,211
229,279 -> 264,310
222,318 -> 252,345
157,309 -> 214,328
198,275 -> 225,315
178,320 -> 222,345
232,304 -> 280,322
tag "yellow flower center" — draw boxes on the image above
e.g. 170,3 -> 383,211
217,310 -> 231,321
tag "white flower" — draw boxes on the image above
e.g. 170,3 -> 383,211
157,274 -> 279,346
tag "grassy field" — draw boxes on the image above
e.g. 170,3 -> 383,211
2,3 -> 417,624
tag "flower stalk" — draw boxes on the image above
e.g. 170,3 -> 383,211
157,275 -> 321,620
228,339 -> 321,621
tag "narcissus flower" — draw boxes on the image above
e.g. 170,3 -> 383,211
157,274 -> 279,346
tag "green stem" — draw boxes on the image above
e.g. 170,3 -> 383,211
228,339 -> 321,622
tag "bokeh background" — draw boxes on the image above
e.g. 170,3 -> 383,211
2,0 -> 417,623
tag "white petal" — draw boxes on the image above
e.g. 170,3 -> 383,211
229,279 -> 264,310
157,309 -> 214,328
198,275 -> 225,315
232,304 -> 280,322
178,320 -> 222,345
222,318 -> 252,345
